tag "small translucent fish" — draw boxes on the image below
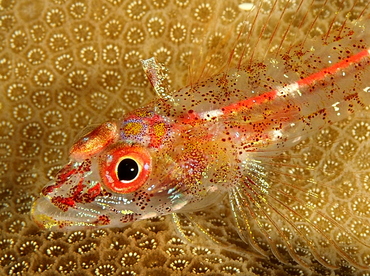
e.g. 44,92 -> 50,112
32,2 -> 370,271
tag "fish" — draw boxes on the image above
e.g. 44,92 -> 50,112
32,1 -> 370,270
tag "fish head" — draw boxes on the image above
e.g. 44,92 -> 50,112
32,106 -> 226,231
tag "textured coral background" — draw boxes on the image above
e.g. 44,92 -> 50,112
1,0 -> 370,275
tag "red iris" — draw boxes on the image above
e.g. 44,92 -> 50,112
100,145 -> 151,194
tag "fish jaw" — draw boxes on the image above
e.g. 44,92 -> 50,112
31,193 -> 147,231
31,174 -> 143,231
31,156 -> 190,231
31,178 -> 190,231
31,157 -> 121,231
31,196 -> 108,230
31,158 -> 112,230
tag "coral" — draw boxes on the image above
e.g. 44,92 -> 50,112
1,0 -> 370,275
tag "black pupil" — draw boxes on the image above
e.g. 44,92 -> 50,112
117,158 -> 139,181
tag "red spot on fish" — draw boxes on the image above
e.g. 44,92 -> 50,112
86,183 -> 102,200
95,214 -> 110,226
120,213 -> 135,223
50,182 -> 102,211
52,196 -> 76,212
57,163 -> 78,182
42,185 -> 54,196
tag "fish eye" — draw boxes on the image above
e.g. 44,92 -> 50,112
100,145 -> 151,194
117,158 -> 139,181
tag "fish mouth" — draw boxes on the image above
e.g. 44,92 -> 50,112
31,196 -> 100,231
31,195 -> 141,231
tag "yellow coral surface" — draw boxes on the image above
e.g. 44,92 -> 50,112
1,0 -> 370,275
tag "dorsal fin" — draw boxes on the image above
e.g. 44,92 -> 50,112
141,57 -> 174,102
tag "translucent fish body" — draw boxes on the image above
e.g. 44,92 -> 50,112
32,16 -> 370,270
